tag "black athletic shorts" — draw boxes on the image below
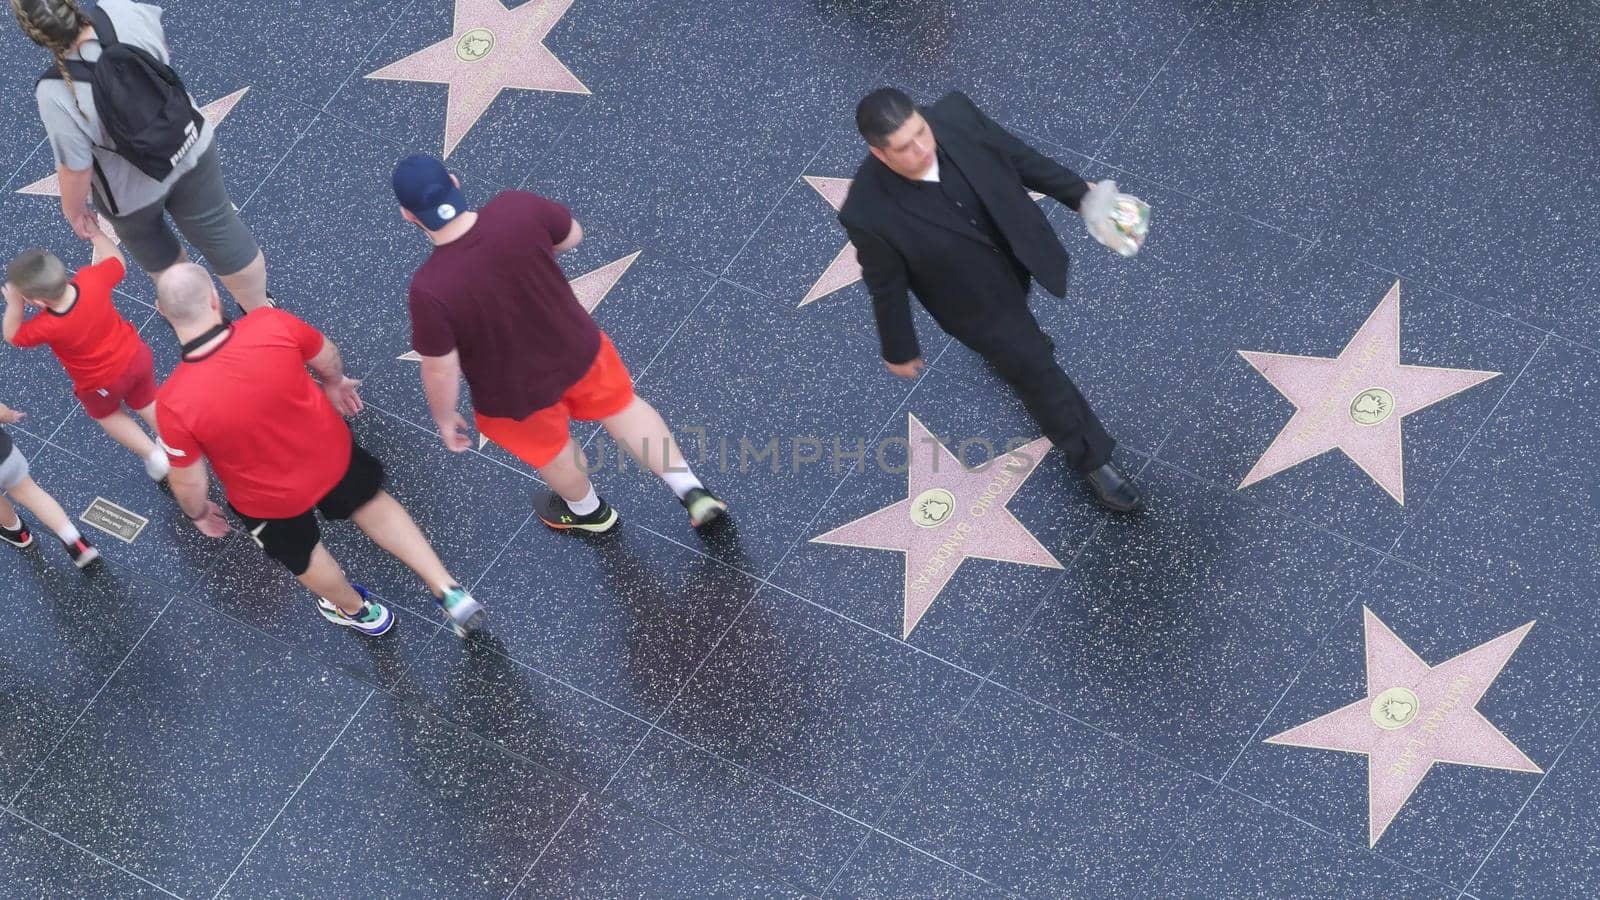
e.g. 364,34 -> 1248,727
231,443 -> 385,576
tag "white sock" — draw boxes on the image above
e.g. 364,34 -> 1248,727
566,486 -> 600,516
661,467 -> 703,500
56,523 -> 81,544
144,447 -> 170,480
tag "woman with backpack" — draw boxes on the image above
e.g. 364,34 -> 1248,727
12,0 -> 273,312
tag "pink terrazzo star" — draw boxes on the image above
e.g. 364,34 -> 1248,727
1266,607 -> 1541,847
800,177 -> 1044,307
1238,281 -> 1499,504
800,176 -> 858,307
16,88 -> 252,262
366,0 -> 590,158
811,413 -> 1061,638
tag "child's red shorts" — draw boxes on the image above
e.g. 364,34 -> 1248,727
75,342 -> 156,419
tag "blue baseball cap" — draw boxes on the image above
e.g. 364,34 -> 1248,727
391,153 -> 468,230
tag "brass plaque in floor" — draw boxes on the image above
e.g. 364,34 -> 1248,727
80,496 -> 148,544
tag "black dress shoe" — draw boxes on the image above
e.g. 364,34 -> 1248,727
1085,463 -> 1144,512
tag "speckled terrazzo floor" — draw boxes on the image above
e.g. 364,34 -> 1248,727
1,1 -> 1597,897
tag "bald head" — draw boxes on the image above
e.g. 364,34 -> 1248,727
156,264 -> 221,329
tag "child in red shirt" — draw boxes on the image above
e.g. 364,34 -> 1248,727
3,223 -> 169,482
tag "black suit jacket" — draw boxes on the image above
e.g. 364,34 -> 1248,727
839,92 -> 1089,364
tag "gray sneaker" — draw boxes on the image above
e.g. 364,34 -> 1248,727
436,584 -> 485,638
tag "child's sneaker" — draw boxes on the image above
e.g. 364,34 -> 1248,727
435,584 -> 485,638
681,487 -> 728,528
315,582 -> 393,637
536,490 -> 620,534
0,517 -> 34,549
143,452 -> 170,482
65,536 -> 99,568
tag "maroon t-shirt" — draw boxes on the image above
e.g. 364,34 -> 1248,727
407,190 -> 603,418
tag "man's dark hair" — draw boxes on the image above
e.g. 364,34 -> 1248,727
855,88 -> 917,148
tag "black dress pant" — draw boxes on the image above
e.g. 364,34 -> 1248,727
957,312 -> 1115,474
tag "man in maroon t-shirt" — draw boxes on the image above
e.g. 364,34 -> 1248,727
392,154 -> 726,533
153,264 -> 484,638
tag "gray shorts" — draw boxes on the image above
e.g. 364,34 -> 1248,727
0,444 -> 29,492
98,144 -> 261,276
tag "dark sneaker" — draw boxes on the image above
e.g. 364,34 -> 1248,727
435,584 -> 485,638
681,487 -> 728,528
65,536 -> 99,568
0,517 -> 33,549
315,582 -> 393,637
536,490 -> 620,534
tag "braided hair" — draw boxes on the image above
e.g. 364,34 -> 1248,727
11,0 -> 89,113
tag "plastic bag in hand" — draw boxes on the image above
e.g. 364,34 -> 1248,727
1081,179 -> 1150,257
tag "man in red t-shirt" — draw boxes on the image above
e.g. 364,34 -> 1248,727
392,153 -> 727,534
4,223 -> 170,483
152,263 -> 485,639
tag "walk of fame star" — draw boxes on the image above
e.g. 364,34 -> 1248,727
367,0 -> 590,158
399,251 -> 640,449
800,177 -> 1044,307
810,414 -> 1061,638
16,88 -> 252,261
1266,607 -> 1541,846
1237,281 -> 1499,504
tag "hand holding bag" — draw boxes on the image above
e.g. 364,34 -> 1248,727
1081,179 -> 1150,257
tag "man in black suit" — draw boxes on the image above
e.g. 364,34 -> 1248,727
840,88 -> 1143,512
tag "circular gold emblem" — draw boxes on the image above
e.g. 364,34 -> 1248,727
909,488 -> 956,528
455,28 -> 494,62
1370,686 -> 1419,730
1350,387 -> 1395,426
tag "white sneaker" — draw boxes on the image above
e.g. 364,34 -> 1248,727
144,452 -> 170,481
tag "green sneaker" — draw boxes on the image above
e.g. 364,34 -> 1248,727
435,584 -> 485,638
315,583 -> 393,637
681,487 -> 728,528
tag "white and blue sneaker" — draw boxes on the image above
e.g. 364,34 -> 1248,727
315,582 -> 393,637
435,584 -> 484,638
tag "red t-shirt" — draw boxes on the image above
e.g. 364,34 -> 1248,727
155,309 -> 353,519
12,258 -> 143,391
407,190 -> 603,419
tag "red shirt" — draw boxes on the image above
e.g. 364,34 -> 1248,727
12,258 -> 143,391
155,309 -> 353,519
407,190 -> 602,419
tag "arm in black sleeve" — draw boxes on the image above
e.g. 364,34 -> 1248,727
843,218 -> 921,364
953,92 -> 1090,211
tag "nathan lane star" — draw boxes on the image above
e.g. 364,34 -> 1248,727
1267,608 -> 1542,846
366,0 -> 590,157
811,414 -> 1062,638
839,88 -> 1142,512
1238,280 -> 1499,504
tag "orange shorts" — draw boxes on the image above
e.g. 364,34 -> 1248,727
474,334 -> 635,468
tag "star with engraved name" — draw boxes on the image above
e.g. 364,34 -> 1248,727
810,413 -> 1061,638
366,0 -> 590,158
399,251 -> 640,448
800,177 -> 1044,307
16,88 -> 252,261
1266,607 -> 1541,847
1237,281 -> 1499,504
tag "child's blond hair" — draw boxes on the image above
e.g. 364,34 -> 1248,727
7,250 -> 69,302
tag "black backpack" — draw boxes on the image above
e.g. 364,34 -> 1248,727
39,6 -> 205,212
